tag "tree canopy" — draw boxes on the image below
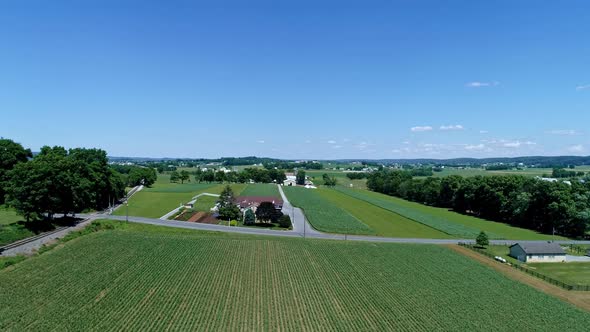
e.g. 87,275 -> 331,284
217,185 -> 240,220
0,138 -> 32,204
5,145 -> 126,221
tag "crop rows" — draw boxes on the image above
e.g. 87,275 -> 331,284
334,188 -> 503,239
1,227 -> 589,331
283,186 -> 375,235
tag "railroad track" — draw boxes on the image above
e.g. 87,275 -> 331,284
0,226 -> 70,253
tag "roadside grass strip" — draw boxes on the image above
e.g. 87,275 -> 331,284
283,186 -> 375,235
1,223 -> 589,330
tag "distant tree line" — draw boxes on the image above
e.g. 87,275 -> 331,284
0,139 -> 133,221
346,172 -> 368,180
552,168 -> 585,178
485,165 -> 513,171
263,161 -> 323,170
110,164 -> 157,187
192,167 -> 287,184
367,169 -> 590,238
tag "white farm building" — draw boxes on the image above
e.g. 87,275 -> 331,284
509,242 -> 566,263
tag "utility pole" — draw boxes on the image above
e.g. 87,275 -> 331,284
303,214 -> 306,239
126,200 -> 129,222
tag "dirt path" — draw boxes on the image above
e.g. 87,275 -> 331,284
448,244 -> 590,312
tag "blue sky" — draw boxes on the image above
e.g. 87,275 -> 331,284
1,0 -> 589,159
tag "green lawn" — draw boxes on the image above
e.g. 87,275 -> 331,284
0,206 -> 22,225
114,181 -> 246,219
193,195 -> 218,212
336,188 -> 564,240
1,221 -> 588,331
239,183 -> 280,198
318,189 -> 450,238
528,263 -> 590,286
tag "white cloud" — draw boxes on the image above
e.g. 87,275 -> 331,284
546,129 -> 582,136
410,126 -> 433,132
440,124 -> 464,131
304,140 -> 312,144
576,84 -> 590,91
332,145 -> 342,149
256,140 -> 265,144
392,149 -> 401,153
479,130 -> 489,134
403,141 -> 410,145
466,81 -> 500,88
503,140 -> 536,148
327,140 -> 336,144
465,144 -> 485,151
568,144 -> 585,153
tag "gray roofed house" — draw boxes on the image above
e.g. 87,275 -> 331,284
509,242 -> 566,263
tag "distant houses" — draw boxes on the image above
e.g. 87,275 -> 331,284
509,242 -> 566,263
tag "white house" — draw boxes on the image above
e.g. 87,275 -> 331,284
509,242 -> 566,263
283,179 -> 297,186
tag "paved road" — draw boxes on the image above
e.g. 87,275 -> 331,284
67,184 -> 590,246
1,217 -> 96,256
79,212 -> 590,246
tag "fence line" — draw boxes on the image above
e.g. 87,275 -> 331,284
457,242 -> 590,292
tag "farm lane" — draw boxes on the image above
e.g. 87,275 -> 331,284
277,184 -> 323,236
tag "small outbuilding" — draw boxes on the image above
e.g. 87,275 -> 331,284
509,242 -> 566,263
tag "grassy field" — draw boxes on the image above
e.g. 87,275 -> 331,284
335,188 -> 564,240
0,206 -> 21,226
239,183 -> 280,198
1,221 -> 588,331
317,189 -> 450,238
113,174 -> 246,218
528,263 -> 590,286
283,186 -> 375,235
307,170 -> 368,189
193,195 -> 218,212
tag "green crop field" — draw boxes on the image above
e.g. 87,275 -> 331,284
317,189 -> 450,238
239,184 -> 280,198
283,186 -> 374,235
1,221 -> 588,331
335,188 -> 563,240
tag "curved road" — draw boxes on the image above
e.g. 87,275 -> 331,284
78,184 -> 590,246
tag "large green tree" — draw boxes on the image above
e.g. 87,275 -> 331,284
5,146 -> 125,221
296,170 -> 306,185
0,138 -> 32,204
217,185 -> 240,220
